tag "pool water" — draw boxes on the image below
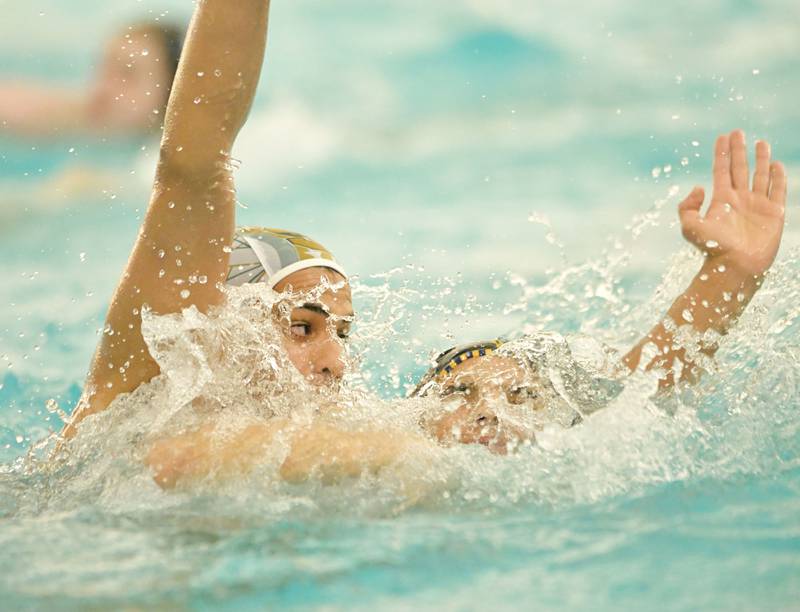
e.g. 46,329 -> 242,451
1,0 -> 799,609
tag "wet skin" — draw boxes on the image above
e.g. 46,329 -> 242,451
272,268 -> 354,386
424,354 -> 549,454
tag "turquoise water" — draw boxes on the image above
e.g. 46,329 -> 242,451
2,0 -> 800,609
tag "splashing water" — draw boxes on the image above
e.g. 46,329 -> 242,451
2,226 -> 799,609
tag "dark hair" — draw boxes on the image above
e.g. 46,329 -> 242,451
158,24 -> 185,93
127,21 -> 186,111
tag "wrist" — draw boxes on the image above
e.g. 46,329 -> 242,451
699,255 -> 763,296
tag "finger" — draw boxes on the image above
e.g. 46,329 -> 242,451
768,161 -> 787,206
730,129 -> 749,190
713,134 -> 731,191
678,186 -> 705,241
752,140 -> 771,195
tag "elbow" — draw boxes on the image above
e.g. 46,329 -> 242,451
156,139 -> 232,186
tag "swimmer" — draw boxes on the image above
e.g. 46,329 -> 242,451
415,130 -> 788,454
59,1 -> 413,491
64,0 -> 353,441
0,21 -> 183,137
412,336 -> 596,454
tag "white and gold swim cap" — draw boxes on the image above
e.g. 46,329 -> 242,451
226,227 -> 347,288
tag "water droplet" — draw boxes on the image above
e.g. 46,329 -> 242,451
723,292 -> 732,302
737,292 -> 745,302
724,203 -> 732,213
176,146 -> 184,152
141,49 -> 150,57
79,252 -> 86,262
158,269 -> 166,278
197,71 -> 205,77
691,140 -> 700,147
198,275 -> 208,284
168,201 -> 176,209
752,68 -> 760,75
214,69 -> 223,77
705,240 -> 719,249
681,309 -> 694,323
193,97 -> 202,105
717,264 -> 727,273
651,167 -> 661,178
180,289 -> 191,299
680,157 -> 689,167
157,249 -> 165,259
15,435 -> 23,444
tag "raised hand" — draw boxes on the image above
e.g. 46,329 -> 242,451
678,130 -> 787,278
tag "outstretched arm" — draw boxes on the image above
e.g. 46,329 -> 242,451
146,420 -> 434,490
65,0 -> 272,437
623,130 -> 788,389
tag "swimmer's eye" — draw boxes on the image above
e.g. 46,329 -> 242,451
441,383 -> 474,398
289,323 -> 310,337
508,386 -> 539,404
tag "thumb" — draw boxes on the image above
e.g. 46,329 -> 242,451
678,186 -> 705,242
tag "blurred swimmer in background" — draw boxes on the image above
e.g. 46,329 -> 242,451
0,21 -> 184,137
0,20 -> 184,213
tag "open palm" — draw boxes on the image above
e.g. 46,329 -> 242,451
679,130 -> 788,277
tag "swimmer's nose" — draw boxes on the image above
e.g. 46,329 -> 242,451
310,331 -> 346,384
474,413 -> 501,445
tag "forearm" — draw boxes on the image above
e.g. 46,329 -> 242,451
623,258 -> 761,387
159,0 -> 271,175
279,424 -> 423,485
146,421 -> 283,489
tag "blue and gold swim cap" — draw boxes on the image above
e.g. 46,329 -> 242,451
411,339 -> 505,397
226,227 -> 347,289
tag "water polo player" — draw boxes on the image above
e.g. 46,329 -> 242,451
412,336 -> 605,454
64,0 -> 353,438
416,129 -> 788,453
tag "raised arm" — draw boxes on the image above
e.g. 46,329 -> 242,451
65,0 -> 272,436
623,130 -> 788,389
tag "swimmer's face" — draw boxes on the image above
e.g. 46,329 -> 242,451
272,268 -> 354,387
89,29 -> 172,132
424,355 -> 547,454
